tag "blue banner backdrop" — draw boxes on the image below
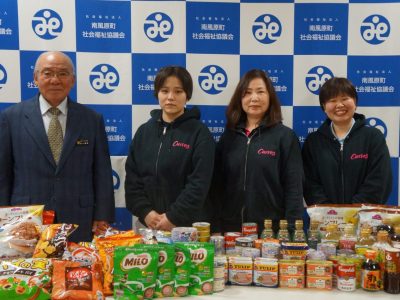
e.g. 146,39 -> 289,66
0,0 -> 399,230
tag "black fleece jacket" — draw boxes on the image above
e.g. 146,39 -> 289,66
212,122 -> 304,233
302,113 -> 392,205
124,107 -> 215,227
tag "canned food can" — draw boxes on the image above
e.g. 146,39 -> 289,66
192,222 -> 210,230
242,247 -> 260,259
242,222 -> 258,238
213,278 -> 225,292
337,262 -> 356,292
235,237 -> 253,256
224,232 -> 241,252
261,241 -> 280,259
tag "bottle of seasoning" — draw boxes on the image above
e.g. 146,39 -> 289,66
355,226 -> 375,255
372,230 -> 391,274
384,248 -> 400,294
260,219 -> 274,239
339,223 -> 357,253
307,220 -> 320,250
276,220 -> 290,243
376,218 -> 394,236
391,225 -> 400,249
293,219 -> 306,243
361,249 -> 382,291
321,223 -> 340,248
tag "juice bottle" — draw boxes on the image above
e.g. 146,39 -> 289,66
260,219 -> 274,239
293,220 -> 306,243
355,226 -> 375,256
276,220 -> 290,243
307,220 -> 320,250
339,223 -> 357,253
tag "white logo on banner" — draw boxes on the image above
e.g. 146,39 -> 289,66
144,12 -> 174,42
252,14 -> 282,44
0,64 -> 7,89
198,65 -> 228,95
89,64 -> 120,94
32,9 -> 63,40
360,14 -> 390,45
305,66 -> 333,95
365,117 -> 388,138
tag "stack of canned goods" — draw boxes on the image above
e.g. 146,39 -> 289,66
192,222 -> 210,242
213,256 -> 226,292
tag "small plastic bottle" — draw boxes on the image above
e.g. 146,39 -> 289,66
321,223 -> 340,248
260,219 -> 274,239
276,219 -> 290,243
293,220 -> 306,243
361,250 -> 382,291
391,225 -> 400,249
307,220 -> 320,250
355,226 -> 375,255
339,223 -> 357,253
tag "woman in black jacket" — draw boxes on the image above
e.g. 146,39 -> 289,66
125,66 -> 215,231
213,69 -> 304,234
302,77 -> 392,205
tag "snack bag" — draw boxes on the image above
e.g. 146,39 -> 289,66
0,258 -> 52,299
0,205 -> 44,260
52,260 -> 104,300
173,243 -> 191,297
306,204 -> 362,235
33,223 -> 78,258
129,244 -> 176,298
113,246 -> 159,300
96,233 -> 142,296
62,242 -> 101,265
181,242 -> 214,295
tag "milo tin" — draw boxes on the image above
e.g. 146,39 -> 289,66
337,262 -> 356,292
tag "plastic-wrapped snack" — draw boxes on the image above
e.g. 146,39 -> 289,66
0,205 -> 44,260
130,244 -> 176,298
95,233 -> 142,296
52,259 -> 103,300
113,246 -> 159,300
357,208 -> 400,235
0,258 -> 52,299
62,242 -> 101,265
183,242 -> 214,296
173,243 -> 192,297
306,204 -> 362,235
33,224 -> 78,259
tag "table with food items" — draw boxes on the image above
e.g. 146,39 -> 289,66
0,203 -> 399,300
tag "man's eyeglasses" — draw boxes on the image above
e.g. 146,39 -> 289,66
39,70 -> 72,79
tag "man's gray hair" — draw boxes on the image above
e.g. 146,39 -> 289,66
34,51 -> 75,75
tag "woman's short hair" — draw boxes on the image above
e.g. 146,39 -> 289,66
226,69 -> 282,129
319,77 -> 358,110
154,66 -> 193,100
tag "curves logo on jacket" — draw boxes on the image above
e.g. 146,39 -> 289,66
257,148 -> 276,157
172,140 -> 191,150
350,153 -> 368,160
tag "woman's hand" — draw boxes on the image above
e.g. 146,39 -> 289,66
144,210 -> 162,229
155,213 -> 175,231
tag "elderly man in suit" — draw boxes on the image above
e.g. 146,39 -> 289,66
0,51 -> 115,242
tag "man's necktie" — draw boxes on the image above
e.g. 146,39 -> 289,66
47,107 -> 63,164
